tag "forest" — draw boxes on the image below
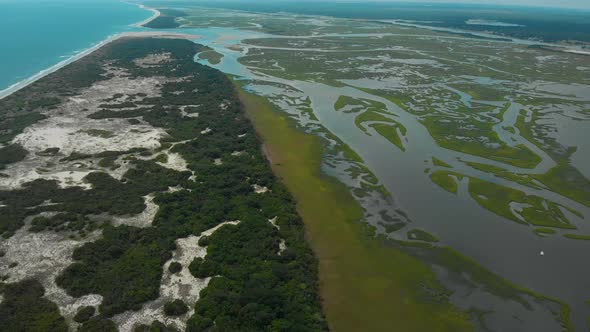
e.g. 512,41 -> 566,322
0,37 -> 326,331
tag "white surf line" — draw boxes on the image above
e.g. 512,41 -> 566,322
0,34 -> 118,100
0,32 -> 200,101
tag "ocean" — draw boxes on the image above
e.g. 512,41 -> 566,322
0,0 -> 151,93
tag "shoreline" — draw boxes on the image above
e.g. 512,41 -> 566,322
0,34 -> 119,100
0,31 -> 199,101
0,2 -> 163,101
131,4 -> 161,27
0,34 -> 120,99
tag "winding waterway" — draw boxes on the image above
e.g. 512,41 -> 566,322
175,25 -> 590,330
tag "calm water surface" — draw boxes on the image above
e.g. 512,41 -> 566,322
0,0 -> 150,92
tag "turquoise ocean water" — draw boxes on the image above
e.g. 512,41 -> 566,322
0,0 -> 151,92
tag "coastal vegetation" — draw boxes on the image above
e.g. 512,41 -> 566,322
563,234 -> 590,241
164,300 -> 188,316
333,95 -> 408,151
334,95 -> 362,112
430,170 -> 460,194
74,306 -> 96,323
197,47 -> 224,65
79,316 -> 118,331
468,177 -> 575,229
407,229 -> 439,242
429,166 -> 580,232
238,80 -> 573,331
0,144 -> 28,170
0,37 -> 325,330
168,261 -> 182,273
531,165 -> 590,207
534,228 -> 557,237
143,8 -> 187,29
370,123 -> 405,151
421,116 -> 542,169
237,82 -> 474,331
354,110 -> 396,131
0,279 -> 68,331
432,157 -> 452,168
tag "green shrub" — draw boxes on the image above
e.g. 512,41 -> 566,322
168,262 -> 182,274
0,144 -> 28,170
0,280 -> 67,331
73,306 -> 96,323
164,299 -> 188,316
197,235 -> 209,247
79,316 -> 117,332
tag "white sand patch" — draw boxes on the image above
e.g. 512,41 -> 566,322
53,171 -> 94,190
179,105 -> 200,111
112,220 -> 240,332
106,156 -> 136,181
200,127 -> 212,135
219,102 -> 230,111
0,168 -> 94,191
112,194 -> 159,228
179,105 -> 200,118
69,97 -> 87,104
231,151 -> 245,156
133,52 -> 172,68
157,152 -> 190,172
0,70 -> 177,191
15,117 -> 166,157
188,172 -> 197,182
268,216 -> 279,230
214,158 -> 223,166
167,186 -> 185,193
180,110 -> 200,118
0,219 -> 103,326
278,239 -> 287,255
267,217 -> 286,255
535,55 -> 557,64
253,184 -> 269,194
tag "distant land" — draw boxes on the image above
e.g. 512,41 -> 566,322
142,1 -> 590,43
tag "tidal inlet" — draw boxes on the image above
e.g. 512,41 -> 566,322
0,1 -> 589,331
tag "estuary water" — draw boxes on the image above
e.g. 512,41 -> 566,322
0,0 -> 151,94
176,26 -> 590,331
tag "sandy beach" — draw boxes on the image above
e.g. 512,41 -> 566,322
132,4 -> 161,27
